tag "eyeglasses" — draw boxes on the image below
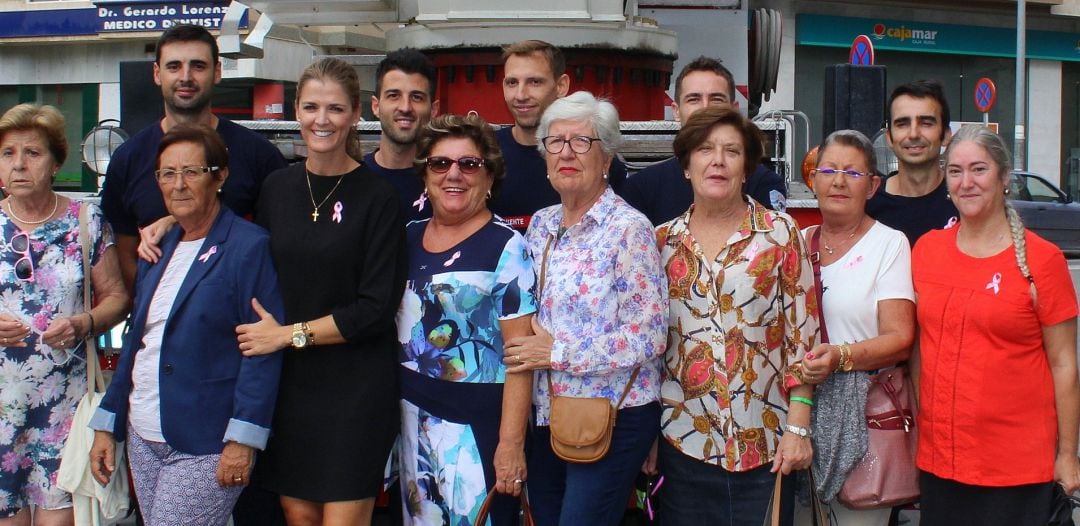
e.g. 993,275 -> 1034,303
154,165 -> 219,183
9,232 -> 32,282
812,167 -> 871,179
541,136 -> 602,155
425,156 -> 486,175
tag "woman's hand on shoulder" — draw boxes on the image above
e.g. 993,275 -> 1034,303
503,317 -> 553,373
137,216 -> 176,263
236,298 -> 288,356
0,314 -> 30,347
799,343 -> 838,385
1055,452 -> 1080,494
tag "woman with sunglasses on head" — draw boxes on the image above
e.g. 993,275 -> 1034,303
395,113 -> 536,525
503,91 -> 667,526
0,103 -> 128,526
912,126 -> 1079,525
797,130 -> 915,525
232,57 -> 407,526
650,106 -> 816,526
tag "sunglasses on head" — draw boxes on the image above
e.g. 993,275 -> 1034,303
10,232 -> 32,282
426,156 -> 485,175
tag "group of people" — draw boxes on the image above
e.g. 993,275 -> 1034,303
0,22 -> 1076,526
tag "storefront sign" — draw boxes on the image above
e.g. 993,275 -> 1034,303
0,1 -> 245,38
798,14 -> 1080,63
95,1 -> 240,33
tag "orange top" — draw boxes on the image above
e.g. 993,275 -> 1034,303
912,227 -> 1078,486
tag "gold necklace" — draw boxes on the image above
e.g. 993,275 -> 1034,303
305,167 -> 346,222
6,193 -> 59,225
822,215 -> 864,255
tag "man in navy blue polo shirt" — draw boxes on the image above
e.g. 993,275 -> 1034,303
365,48 -> 439,224
492,40 -> 627,230
101,24 -> 286,292
621,56 -> 786,225
866,80 -> 958,246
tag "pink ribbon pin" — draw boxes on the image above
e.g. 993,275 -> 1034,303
413,192 -> 428,211
944,216 -> 959,229
198,245 -> 217,263
332,201 -> 344,223
443,250 -> 461,267
985,272 -> 1002,294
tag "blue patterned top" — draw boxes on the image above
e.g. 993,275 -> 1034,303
398,216 -> 537,384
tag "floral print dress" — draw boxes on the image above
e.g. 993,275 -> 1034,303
0,200 -> 111,517
396,217 -> 536,526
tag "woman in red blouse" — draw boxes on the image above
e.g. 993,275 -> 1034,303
912,125 -> 1079,525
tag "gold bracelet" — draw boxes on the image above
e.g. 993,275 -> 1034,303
838,343 -> 855,372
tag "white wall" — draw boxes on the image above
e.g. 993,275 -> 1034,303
1027,59 -> 1063,183
0,41 -> 150,85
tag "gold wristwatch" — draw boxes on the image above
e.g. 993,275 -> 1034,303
291,322 -> 314,349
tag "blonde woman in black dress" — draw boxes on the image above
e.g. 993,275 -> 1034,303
236,57 -> 406,526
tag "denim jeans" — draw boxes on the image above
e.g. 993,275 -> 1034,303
656,438 -> 794,526
528,402 -> 660,526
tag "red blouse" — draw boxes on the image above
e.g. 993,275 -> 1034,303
912,226 -> 1078,486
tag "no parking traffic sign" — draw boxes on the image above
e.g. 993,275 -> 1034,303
849,35 -> 875,66
974,78 -> 997,113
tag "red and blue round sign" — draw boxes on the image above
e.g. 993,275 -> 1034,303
849,35 -> 875,66
974,77 -> 997,113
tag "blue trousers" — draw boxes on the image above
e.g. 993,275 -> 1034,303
528,402 -> 660,526
656,438 -> 794,526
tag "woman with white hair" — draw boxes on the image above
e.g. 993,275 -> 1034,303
503,91 -> 667,526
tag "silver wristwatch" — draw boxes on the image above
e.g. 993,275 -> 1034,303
784,424 -> 812,438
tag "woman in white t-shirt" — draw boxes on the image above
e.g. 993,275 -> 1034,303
797,129 -> 916,525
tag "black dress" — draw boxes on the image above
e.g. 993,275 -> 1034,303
253,162 -> 406,501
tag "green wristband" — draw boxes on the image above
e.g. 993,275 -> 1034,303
791,396 -> 814,407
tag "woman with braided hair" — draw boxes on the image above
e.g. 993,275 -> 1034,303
911,125 -> 1080,525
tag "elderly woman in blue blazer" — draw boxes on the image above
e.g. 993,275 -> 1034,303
87,124 -> 284,526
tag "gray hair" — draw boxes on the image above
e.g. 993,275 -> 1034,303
945,125 -> 1034,298
535,91 -> 622,156
817,129 -> 877,176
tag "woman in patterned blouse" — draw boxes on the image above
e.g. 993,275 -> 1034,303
652,106 -> 818,525
503,91 -> 668,526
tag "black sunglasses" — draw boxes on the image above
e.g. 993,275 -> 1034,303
10,232 -> 32,282
426,156 -> 485,175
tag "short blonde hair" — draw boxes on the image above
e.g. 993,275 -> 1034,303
0,104 -> 68,165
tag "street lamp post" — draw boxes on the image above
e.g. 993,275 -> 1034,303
1015,0 -> 1027,170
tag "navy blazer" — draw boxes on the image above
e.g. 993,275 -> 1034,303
90,207 -> 284,455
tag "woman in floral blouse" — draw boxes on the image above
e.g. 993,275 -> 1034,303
0,104 -> 129,523
652,106 -> 818,525
503,91 -> 668,526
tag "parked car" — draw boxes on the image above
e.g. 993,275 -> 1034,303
1009,170 -> 1080,256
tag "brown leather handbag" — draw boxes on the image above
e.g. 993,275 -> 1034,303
473,486 -> 535,526
536,234 -> 642,464
548,368 -> 639,463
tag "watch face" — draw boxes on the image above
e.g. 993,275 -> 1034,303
292,333 -> 307,347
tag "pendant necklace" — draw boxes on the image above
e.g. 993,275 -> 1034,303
822,216 -> 864,255
305,167 -> 346,222
6,193 -> 59,225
